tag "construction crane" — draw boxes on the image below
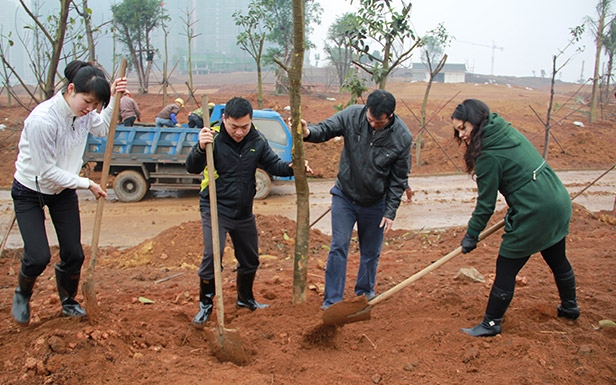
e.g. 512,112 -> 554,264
457,40 -> 504,75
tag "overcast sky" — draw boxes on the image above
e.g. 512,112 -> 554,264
311,0 -> 600,83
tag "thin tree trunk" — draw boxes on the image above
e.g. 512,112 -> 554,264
290,0 -> 310,304
543,55 -> 557,160
43,0 -> 70,99
590,1 -> 607,122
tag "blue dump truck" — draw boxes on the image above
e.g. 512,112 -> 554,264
83,105 -> 293,202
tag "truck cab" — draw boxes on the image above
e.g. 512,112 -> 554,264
84,105 -> 292,202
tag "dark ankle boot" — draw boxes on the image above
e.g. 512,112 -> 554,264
461,285 -> 514,337
192,278 -> 215,327
236,272 -> 269,311
554,269 -> 580,320
55,265 -> 86,317
12,270 -> 37,325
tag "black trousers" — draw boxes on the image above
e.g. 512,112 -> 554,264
188,114 -> 204,128
493,237 -> 572,291
11,179 -> 85,277
198,210 -> 259,281
122,116 -> 137,126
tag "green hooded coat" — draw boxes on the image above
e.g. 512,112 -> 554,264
467,113 -> 571,258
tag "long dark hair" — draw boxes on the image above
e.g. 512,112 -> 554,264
451,99 -> 490,173
64,60 -> 111,108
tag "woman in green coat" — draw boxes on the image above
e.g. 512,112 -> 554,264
452,99 -> 579,337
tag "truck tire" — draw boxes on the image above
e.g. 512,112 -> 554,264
113,170 -> 148,202
254,168 -> 271,200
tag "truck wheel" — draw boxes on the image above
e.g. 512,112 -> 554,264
254,168 -> 271,200
113,170 -> 148,202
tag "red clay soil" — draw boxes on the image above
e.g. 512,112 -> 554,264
0,80 -> 615,384
0,206 -> 615,384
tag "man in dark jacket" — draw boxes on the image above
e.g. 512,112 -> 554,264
186,97 -> 308,327
301,90 -> 412,308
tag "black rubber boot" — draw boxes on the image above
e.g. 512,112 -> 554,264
12,270 -> 37,325
461,285 -> 514,337
192,278 -> 215,327
554,269 -> 580,320
55,265 -> 86,317
236,272 -> 269,311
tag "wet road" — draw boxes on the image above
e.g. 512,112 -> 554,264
0,170 -> 613,249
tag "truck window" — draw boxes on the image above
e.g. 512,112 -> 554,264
254,118 -> 288,146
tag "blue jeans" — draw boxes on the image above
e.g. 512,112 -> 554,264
323,186 -> 385,308
156,117 -> 175,127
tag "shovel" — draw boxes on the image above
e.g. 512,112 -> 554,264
82,59 -> 127,318
322,161 -> 616,326
322,220 -> 505,326
200,96 -> 247,365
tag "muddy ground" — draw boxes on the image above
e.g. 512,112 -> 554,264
0,77 -> 615,384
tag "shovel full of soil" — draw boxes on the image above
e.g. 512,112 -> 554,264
322,220 -> 505,326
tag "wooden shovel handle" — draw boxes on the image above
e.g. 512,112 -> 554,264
369,219 -> 506,306
88,58 -> 127,272
202,96 -> 225,328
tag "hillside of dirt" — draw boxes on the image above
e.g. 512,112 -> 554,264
0,77 -> 615,384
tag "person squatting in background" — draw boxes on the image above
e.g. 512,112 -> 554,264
452,99 -> 579,337
156,98 -> 184,127
11,60 -> 127,325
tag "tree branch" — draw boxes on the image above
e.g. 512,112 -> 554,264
273,57 -> 289,73
18,0 -> 54,44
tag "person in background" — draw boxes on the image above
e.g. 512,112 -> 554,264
300,89 -> 412,309
11,60 -> 126,325
185,96 -> 312,327
452,99 -> 579,337
156,98 -> 184,127
119,90 -> 140,126
188,102 -> 216,128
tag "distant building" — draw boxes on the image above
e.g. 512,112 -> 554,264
410,63 -> 466,83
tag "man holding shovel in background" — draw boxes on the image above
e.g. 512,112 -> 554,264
300,90 -> 412,309
186,97 -> 312,327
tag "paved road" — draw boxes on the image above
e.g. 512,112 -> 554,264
0,170 -> 613,250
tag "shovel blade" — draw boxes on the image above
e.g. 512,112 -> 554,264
82,277 -> 98,319
205,325 -> 247,365
322,295 -> 372,326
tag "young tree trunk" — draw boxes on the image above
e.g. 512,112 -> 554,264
590,1 -> 607,122
543,56 -> 557,160
82,0 -> 96,62
162,24 -> 169,106
257,57 -> 263,109
289,0 -> 310,304
43,0 -> 70,99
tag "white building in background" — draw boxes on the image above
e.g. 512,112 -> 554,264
410,63 -> 466,83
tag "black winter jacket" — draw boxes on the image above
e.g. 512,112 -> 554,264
186,122 -> 293,219
305,105 -> 412,219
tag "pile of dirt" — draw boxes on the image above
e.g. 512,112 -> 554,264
0,204 -> 614,384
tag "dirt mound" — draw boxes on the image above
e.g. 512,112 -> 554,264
0,204 -> 614,384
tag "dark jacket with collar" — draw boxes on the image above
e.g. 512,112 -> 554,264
186,122 -> 293,219
305,105 -> 412,219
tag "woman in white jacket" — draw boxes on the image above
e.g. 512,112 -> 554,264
11,60 -> 126,325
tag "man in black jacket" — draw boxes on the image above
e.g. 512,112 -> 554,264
301,90 -> 412,309
186,97 -> 308,327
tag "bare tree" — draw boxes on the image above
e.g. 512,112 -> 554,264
587,0 -> 613,122
233,0 -> 273,109
540,25 -> 585,160
181,5 -> 200,110
415,24 -> 450,168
